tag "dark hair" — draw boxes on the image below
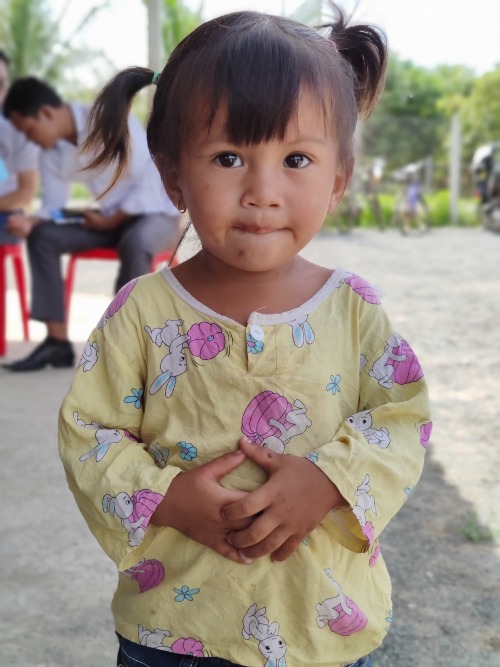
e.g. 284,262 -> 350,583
0,50 -> 10,67
3,76 -> 63,118
85,6 -> 386,185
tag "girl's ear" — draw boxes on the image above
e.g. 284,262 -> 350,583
155,155 -> 186,212
327,163 -> 353,214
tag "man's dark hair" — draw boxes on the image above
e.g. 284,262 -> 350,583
0,50 -> 10,67
3,76 -> 63,118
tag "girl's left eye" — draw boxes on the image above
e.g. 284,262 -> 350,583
285,154 -> 310,169
215,153 -> 243,168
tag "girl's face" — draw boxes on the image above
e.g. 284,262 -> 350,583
164,91 -> 348,275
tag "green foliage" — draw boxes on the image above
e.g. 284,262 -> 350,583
364,59 -> 474,171
325,191 -> 479,230
460,511 -> 495,543
160,0 -> 203,58
0,0 -> 106,87
427,190 -> 478,227
460,67 -> 500,161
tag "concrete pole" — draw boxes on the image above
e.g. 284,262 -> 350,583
449,114 -> 462,226
147,0 -> 164,71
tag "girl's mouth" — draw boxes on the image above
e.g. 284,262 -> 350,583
235,224 -> 279,235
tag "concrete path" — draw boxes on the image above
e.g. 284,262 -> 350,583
1,228 -> 499,666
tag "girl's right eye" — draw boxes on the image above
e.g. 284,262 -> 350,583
215,153 -> 243,168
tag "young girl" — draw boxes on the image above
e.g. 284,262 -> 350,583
59,9 -> 431,667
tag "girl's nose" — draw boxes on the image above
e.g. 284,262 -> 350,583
240,168 -> 283,208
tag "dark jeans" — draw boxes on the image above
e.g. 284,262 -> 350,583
117,634 -> 372,667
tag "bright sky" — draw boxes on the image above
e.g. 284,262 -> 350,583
56,0 -> 500,76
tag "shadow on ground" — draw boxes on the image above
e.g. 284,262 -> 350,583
372,448 -> 500,667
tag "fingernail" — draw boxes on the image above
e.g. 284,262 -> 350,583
241,555 -> 253,565
242,436 -> 253,443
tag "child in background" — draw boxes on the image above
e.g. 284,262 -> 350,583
59,8 -> 431,667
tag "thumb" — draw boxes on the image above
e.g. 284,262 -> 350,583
238,436 -> 281,471
205,449 -> 246,481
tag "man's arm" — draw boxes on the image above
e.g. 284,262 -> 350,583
0,169 -> 38,211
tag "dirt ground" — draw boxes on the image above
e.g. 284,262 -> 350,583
1,227 -> 499,666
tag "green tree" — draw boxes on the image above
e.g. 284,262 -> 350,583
0,0 -> 106,86
460,67 -> 500,160
364,57 -> 474,171
153,0 -> 203,58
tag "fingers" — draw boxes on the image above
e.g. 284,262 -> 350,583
216,541 -> 254,565
228,512 -> 277,549
231,525 -> 292,560
238,436 -> 281,471
205,449 -> 247,481
222,484 -> 269,521
231,528 -> 305,562
270,535 -> 305,562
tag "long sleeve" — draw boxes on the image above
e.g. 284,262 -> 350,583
37,150 -> 72,219
58,285 -> 183,571
313,300 -> 431,554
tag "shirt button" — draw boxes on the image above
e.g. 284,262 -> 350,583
249,324 -> 264,341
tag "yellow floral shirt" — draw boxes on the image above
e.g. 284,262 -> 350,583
58,267 -> 431,667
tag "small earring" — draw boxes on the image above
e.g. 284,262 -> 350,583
179,207 -> 187,214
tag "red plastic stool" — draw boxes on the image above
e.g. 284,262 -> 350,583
0,244 -> 30,357
64,247 -> 178,318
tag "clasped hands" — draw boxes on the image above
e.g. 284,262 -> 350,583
152,437 -> 345,564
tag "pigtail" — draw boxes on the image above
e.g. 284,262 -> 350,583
83,67 -> 155,187
319,4 -> 387,119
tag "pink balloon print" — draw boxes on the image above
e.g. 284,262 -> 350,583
98,278 -> 138,329
241,391 -> 294,444
187,322 -> 225,360
327,597 -> 368,636
344,273 -> 381,305
386,339 -> 424,384
362,521 -> 375,547
170,637 -> 205,656
369,545 -> 381,568
124,558 -> 165,593
420,421 -> 433,448
129,489 -> 164,529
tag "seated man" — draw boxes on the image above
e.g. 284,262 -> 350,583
3,76 -> 182,371
0,50 -> 39,242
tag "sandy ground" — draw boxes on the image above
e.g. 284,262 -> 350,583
1,227 -> 499,666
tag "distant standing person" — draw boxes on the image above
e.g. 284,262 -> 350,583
400,173 -> 429,234
2,77 -> 182,371
0,50 -> 39,243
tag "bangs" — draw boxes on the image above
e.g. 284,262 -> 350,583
150,12 -> 355,166
195,22 -> 331,144
180,15 -> 332,144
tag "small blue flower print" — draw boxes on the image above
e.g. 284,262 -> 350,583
326,374 -> 341,395
177,441 -> 198,461
246,333 -> 264,354
124,388 -> 143,409
386,609 -> 393,625
174,585 -> 200,602
306,451 -> 319,463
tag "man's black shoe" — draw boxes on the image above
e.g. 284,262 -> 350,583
4,337 -> 75,372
